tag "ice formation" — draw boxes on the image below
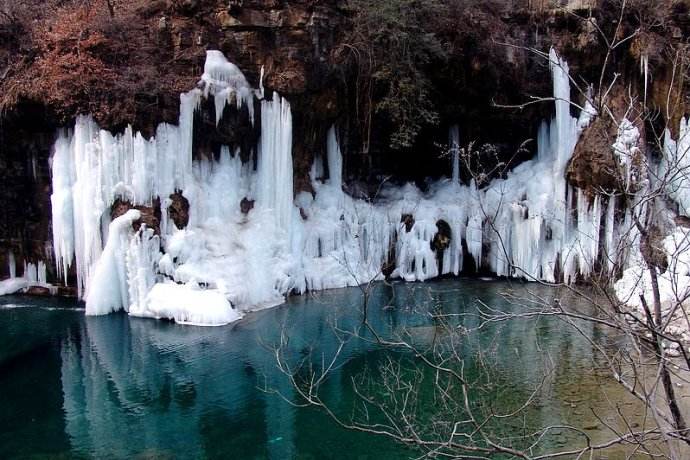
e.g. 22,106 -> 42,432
201,49 -> 255,126
138,283 -> 240,326
611,117 -> 690,346
85,210 -> 142,316
613,118 -> 642,190
0,252 -> 56,295
41,48 -> 640,325
615,226 -> 690,348
661,117 -> 690,216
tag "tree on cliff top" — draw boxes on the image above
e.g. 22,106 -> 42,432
342,0 -> 448,151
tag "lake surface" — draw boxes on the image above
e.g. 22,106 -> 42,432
0,279 -> 651,459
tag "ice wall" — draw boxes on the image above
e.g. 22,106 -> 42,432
662,117 -> 690,216
46,48 -> 624,325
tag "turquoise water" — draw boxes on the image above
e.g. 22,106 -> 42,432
0,280 -> 639,459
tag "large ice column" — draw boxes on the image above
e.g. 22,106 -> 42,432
326,125 -> 343,191
463,49 -> 600,284
51,131 -> 76,282
72,116 -> 108,298
7,251 -> 15,279
548,49 -> 579,261
257,92 -> 294,232
46,50 -> 305,317
466,181 -> 483,269
178,90 -> 201,193
536,121 -> 550,162
550,48 -> 578,173
85,210 -> 141,316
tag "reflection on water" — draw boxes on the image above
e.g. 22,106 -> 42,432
0,280 -> 647,459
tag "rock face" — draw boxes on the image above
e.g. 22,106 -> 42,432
111,199 -> 162,235
567,116 -> 620,194
168,192 -> 190,230
0,0 -> 687,285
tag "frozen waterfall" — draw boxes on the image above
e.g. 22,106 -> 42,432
45,48 -> 622,325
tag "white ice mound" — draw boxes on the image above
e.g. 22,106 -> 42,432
135,282 -> 241,326
0,278 -> 32,295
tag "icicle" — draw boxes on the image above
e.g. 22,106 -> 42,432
179,89 -> 201,192
605,196 -> 616,272
71,115 -> 106,298
257,92 -> 294,232
537,121 -> 550,162
7,251 -> 15,279
50,130 -> 75,283
574,189 -> 601,277
612,118 -> 641,191
549,47 -> 578,173
38,261 -> 47,284
641,54 -> 649,107
24,262 -> 38,282
31,154 -> 38,181
310,154 -> 324,183
577,87 -> 597,132
201,50 -> 255,126
326,125 -> 343,191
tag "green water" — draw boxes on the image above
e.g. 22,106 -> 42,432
0,280 -> 642,459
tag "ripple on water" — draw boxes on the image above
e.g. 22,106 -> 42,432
0,301 -> 84,312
